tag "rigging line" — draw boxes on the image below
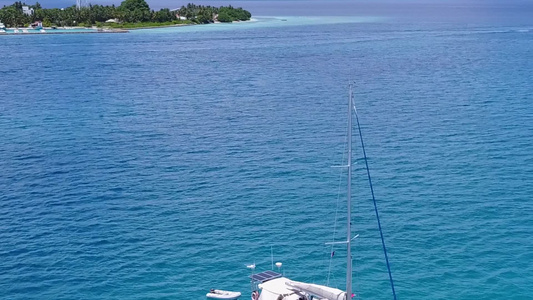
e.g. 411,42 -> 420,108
326,117 -> 348,286
352,99 -> 397,300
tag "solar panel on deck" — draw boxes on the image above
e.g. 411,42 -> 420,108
250,270 -> 282,282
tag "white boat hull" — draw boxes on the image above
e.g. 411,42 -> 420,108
206,290 -> 242,300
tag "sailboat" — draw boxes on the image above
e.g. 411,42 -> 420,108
247,85 -> 396,300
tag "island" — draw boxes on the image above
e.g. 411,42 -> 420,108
0,0 -> 252,32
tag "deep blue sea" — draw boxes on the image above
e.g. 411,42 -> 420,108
1,3 -> 533,300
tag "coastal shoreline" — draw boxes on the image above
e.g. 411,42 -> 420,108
0,19 -> 258,35
126,23 -> 192,30
0,27 -> 129,35
127,18 -> 256,30
0,30 -> 128,35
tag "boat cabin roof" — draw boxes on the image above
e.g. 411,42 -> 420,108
259,277 -> 298,299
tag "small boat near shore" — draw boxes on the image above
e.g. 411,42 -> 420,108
206,289 -> 242,300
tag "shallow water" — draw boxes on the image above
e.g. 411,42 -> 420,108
2,28 -> 97,34
1,9 -> 532,300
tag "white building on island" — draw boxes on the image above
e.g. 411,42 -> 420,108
22,6 -> 34,16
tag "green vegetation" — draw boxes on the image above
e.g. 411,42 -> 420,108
216,6 -> 252,23
176,3 -> 252,24
0,1 -> 251,28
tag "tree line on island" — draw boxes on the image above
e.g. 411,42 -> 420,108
0,0 -> 252,28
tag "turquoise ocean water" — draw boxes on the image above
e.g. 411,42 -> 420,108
1,4 -> 532,300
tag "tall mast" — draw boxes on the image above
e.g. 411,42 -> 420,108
346,84 -> 353,299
